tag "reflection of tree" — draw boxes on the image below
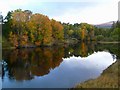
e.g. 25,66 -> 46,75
30,48 -> 53,76
2,47 -> 64,81
30,47 -> 64,76
95,43 -> 119,59
2,42 -> 118,81
81,42 -> 87,57
52,47 -> 64,68
64,42 -> 95,58
3,49 -> 33,81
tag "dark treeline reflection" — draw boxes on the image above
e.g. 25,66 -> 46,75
2,47 -> 64,81
64,42 -> 95,58
2,42 -> 119,81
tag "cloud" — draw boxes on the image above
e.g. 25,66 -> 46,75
0,0 -> 119,24
34,2 -> 98,16
50,0 -> 119,24
0,0 -> 41,16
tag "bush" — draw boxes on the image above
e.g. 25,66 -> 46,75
96,35 -> 104,41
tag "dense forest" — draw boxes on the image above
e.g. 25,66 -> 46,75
0,9 -> 120,48
62,21 -> 120,42
2,9 -> 64,47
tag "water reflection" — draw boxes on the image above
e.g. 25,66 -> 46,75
64,42 -> 95,58
2,42 -> 118,88
2,47 -> 64,81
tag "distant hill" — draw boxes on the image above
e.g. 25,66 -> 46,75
94,21 -> 116,28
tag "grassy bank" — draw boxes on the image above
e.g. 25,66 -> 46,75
75,60 -> 119,88
98,41 -> 120,44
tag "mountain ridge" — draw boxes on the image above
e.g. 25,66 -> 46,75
93,21 -> 116,28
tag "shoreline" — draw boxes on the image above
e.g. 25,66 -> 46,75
74,60 -> 119,88
2,39 -> 79,49
2,41 -> 120,49
97,41 -> 120,44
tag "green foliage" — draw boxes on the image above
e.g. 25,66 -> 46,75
62,23 -> 95,41
96,35 -> 104,41
94,21 -> 120,41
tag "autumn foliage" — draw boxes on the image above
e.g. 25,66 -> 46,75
3,9 -> 96,48
4,9 -> 64,47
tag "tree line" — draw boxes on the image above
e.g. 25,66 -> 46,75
94,21 -> 120,41
62,21 -> 120,42
62,23 -> 95,41
1,9 -> 120,48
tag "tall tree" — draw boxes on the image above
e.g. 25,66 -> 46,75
51,19 -> 64,43
30,14 -> 52,46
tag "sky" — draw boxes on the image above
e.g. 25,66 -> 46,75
0,0 -> 119,24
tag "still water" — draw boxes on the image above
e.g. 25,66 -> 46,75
1,42 -> 118,88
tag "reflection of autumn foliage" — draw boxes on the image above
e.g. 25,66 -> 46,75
30,47 -> 64,76
11,65 -> 33,81
19,49 -> 29,60
64,42 -> 94,58
30,48 -> 53,76
2,43 -> 96,81
81,42 -> 87,57
52,47 -> 64,68
2,47 -> 64,81
4,49 -> 19,64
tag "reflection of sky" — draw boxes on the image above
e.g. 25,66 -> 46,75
0,61 -> 2,89
0,39 -> 1,89
0,78 -> 1,90
3,51 -> 116,88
